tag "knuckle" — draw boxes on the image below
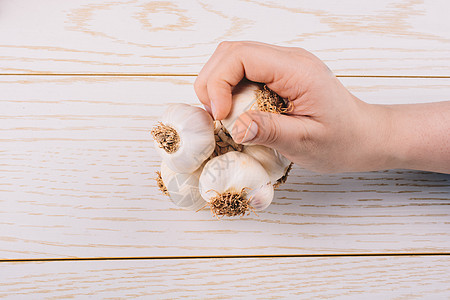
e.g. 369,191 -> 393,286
217,40 -> 244,52
292,46 -> 306,52
217,40 -> 233,50
286,46 -> 306,56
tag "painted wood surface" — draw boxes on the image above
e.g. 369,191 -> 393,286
1,0 -> 450,76
1,1 -> 449,296
1,256 -> 450,299
1,76 -> 449,259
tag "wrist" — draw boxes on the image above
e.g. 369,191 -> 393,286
352,101 -> 401,172
362,102 -> 450,173
372,104 -> 404,170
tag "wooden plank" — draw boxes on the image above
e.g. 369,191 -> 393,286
0,76 -> 449,259
1,0 -> 450,76
1,256 -> 450,298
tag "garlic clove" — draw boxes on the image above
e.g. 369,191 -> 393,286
243,145 -> 292,184
199,151 -> 274,217
152,103 -> 215,174
159,161 -> 207,211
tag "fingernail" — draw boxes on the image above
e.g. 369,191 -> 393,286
239,121 -> 258,143
211,101 -> 218,119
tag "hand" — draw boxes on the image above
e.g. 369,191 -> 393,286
194,41 -> 450,174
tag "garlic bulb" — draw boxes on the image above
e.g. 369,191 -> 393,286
152,103 -> 215,173
199,151 -> 274,217
243,145 -> 292,185
221,80 -> 261,135
158,161 -> 206,211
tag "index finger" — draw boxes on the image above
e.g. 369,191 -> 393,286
194,41 -> 301,120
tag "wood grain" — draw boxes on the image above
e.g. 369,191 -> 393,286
0,75 -> 449,259
2,0 -> 448,294
1,0 -> 450,76
1,256 -> 450,298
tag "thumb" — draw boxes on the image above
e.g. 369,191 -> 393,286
231,110 -> 306,151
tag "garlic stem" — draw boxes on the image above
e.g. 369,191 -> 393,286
210,121 -> 243,158
274,162 -> 293,188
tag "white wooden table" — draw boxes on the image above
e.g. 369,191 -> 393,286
1,1 -> 449,298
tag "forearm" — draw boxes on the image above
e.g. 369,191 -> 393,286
376,101 -> 450,173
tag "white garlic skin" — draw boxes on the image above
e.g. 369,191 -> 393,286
222,80 -> 262,135
160,161 -> 206,211
155,103 -> 215,173
243,145 -> 291,183
199,151 -> 274,211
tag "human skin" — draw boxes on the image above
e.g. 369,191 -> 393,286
194,41 -> 450,174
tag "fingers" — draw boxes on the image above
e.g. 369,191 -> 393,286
195,41 -> 246,119
230,110 -> 310,156
194,41 -> 305,120
206,79 -> 233,121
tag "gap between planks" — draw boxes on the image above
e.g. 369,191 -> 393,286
2,253 -> 449,263
1,73 -> 450,79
